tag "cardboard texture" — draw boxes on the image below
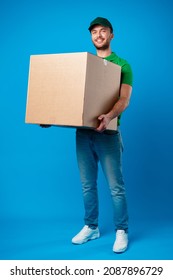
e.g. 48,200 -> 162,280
25,52 -> 121,130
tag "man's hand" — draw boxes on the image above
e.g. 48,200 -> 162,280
39,124 -> 51,128
95,114 -> 112,132
96,84 -> 132,133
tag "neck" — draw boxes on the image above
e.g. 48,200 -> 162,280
96,47 -> 112,58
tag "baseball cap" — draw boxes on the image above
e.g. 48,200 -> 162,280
88,17 -> 113,32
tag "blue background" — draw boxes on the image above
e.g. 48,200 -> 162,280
0,0 -> 173,260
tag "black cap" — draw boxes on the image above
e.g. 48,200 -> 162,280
88,17 -> 113,32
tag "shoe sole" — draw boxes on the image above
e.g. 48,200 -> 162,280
72,233 -> 100,245
113,245 -> 128,253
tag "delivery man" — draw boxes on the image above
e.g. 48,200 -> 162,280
71,17 -> 133,253
41,17 -> 133,253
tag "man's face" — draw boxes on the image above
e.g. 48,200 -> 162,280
91,25 -> 114,50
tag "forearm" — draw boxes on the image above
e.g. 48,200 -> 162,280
96,84 -> 132,132
106,97 -> 130,120
107,83 -> 132,119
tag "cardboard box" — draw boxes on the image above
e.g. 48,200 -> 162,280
25,52 -> 121,130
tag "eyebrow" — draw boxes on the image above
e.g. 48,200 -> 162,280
91,27 -> 107,33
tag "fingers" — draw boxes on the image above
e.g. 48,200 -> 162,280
98,114 -> 104,121
96,114 -> 111,132
40,124 -> 51,128
96,115 -> 106,132
95,124 -> 105,132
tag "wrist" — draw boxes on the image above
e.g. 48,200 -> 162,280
106,111 -> 115,121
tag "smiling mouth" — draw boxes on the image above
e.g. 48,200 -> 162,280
95,39 -> 104,43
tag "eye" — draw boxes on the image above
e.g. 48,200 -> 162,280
91,30 -> 97,35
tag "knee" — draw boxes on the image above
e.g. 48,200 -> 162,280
109,182 -> 125,197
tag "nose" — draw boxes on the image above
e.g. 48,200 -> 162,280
96,31 -> 102,38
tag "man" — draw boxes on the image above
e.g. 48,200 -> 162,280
72,17 -> 133,253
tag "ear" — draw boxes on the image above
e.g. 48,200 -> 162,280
110,33 -> 114,40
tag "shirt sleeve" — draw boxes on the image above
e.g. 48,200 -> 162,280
121,63 -> 133,86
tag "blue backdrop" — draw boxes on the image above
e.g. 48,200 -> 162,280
0,0 -> 173,260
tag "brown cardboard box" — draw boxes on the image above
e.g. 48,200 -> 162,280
25,52 -> 121,130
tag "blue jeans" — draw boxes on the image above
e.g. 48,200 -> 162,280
76,128 -> 128,232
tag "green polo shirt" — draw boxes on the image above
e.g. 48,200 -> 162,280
105,52 -> 133,86
105,52 -> 133,126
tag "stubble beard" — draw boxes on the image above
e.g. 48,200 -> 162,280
93,42 -> 110,51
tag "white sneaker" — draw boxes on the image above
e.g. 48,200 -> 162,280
72,225 -> 100,244
113,230 -> 128,253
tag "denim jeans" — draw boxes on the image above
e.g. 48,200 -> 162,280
76,128 -> 128,232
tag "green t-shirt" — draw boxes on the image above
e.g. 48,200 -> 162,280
105,52 -> 133,86
105,52 -> 133,125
